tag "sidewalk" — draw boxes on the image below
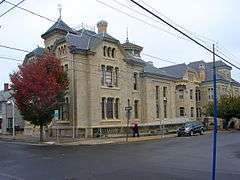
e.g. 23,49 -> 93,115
0,133 -> 176,146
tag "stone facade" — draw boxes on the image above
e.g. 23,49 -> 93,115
24,19 -> 240,137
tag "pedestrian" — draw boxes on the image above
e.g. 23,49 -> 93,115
132,123 -> 140,137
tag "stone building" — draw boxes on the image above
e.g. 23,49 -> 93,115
24,18 -> 240,137
0,83 -> 24,134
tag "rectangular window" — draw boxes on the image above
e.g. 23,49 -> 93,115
106,98 -> 113,119
134,73 -> 137,90
64,64 -> 68,71
115,67 -> 119,87
180,107 -> 185,117
101,97 -> 105,119
196,108 -> 199,118
164,102 -> 167,118
156,104 -> 160,118
179,89 -> 184,99
191,107 -> 194,117
163,87 -> 167,97
8,118 -> 13,129
208,88 -> 213,99
134,100 -> 139,119
190,89 -> 193,100
115,98 -> 119,119
156,86 -> 159,100
101,65 -> 105,86
106,66 -> 113,87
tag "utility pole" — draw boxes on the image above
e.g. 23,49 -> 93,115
212,44 -> 218,180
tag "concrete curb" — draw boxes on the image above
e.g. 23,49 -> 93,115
0,130 -> 237,146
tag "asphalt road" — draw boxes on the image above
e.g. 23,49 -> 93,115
0,132 -> 240,180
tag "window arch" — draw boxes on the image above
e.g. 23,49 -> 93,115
107,47 -> 111,57
112,48 -> 115,58
103,46 -> 107,57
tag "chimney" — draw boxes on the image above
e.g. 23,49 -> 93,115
97,20 -> 108,33
4,83 -> 9,91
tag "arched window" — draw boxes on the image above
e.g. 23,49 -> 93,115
107,47 -> 111,57
103,46 -> 107,57
112,48 -> 115,58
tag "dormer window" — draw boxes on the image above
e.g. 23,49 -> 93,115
112,48 -> 115,58
107,47 -> 111,57
103,46 -> 116,58
103,46 -> 107,56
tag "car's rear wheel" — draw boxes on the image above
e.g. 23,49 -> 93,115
177,133 -> 181,137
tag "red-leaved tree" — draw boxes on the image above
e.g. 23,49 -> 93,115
10,52 -> 68,142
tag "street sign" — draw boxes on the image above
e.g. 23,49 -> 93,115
125,106 -> 132,111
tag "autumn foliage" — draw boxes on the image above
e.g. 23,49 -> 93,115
10,52 -> 68,141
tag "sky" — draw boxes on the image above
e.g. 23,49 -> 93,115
0,0 -> 240,88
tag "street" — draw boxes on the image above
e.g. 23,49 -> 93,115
0,132 -> 240,180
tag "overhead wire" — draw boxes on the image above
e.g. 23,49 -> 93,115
137,0 -> 217,45
0,56 -> 22,62
96,0 -> 190,43
0,0 -> 26,18
128,0 -> 240,71
3,0 -> 55,22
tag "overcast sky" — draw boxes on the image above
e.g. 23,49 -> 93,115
0,0 -> 240,88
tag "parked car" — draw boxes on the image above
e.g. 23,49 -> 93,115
177,121 -> 205,137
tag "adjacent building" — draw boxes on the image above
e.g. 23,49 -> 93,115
24,18 -> 240,137
0,84 -> 24,134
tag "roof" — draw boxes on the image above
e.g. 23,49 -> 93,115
158,63 -> 188,78
144,62 -> 177,79
122,41 -> 143,51
41,19 -> 76,39
24,47 -> 45,62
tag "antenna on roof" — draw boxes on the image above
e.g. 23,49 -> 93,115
126,27 -> 129,43
58,4 -> 62,20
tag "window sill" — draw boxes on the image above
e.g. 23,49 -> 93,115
101,86 -> 120,90
133,90 -> 139,93
103,57 -> 115,61
100,119 -> 121,123
56,120 -> 70,124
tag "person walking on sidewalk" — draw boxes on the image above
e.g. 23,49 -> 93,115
132,123 -> 140,137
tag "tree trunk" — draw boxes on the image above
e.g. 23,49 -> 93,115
40,123 -> 44,143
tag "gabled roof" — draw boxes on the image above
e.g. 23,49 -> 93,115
41,19 -> 76,39
24,47 -> 44,61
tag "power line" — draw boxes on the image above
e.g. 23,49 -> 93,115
0,44 -> 30,53
142,53 -> 177,64
137,0 -> 217,45
0,0 -> 6,5
0,0 -> 26,18
128,0 -> 240,71
4,0 -> 55,22
0,56 -> 22,62
96,0 -> 190,43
